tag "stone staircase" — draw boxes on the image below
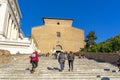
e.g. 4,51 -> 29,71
0,55 -> 120,80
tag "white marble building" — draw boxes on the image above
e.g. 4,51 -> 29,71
0,0 -> 36,54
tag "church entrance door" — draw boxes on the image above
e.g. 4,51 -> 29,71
55,45 -> 63,52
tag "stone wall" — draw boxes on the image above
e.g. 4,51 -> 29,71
0,49 -> 11,64
0,49 -> 10,55
85,53 -> 119,63
0,50 -> 30,64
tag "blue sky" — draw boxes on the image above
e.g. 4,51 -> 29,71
18,0 -> 120,43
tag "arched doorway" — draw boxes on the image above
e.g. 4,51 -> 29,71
52,44 -> 63,59
55,44 -> 63,51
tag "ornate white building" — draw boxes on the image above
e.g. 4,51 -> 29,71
0,0 -> 36,54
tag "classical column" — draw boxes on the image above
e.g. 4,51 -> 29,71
16,27 -> 19,40
9,22 -> 14,40
7,18 -> 13,39
11,25 -> 18,40
0,2 -> 7,39
4,13 -> 10,38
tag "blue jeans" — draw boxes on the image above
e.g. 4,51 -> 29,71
59,61 -> 65,70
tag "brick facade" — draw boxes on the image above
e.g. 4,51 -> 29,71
32,18 -> 85,54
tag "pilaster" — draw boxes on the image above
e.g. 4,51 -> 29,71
0,2 -> 7,39
7,17 -> 12,39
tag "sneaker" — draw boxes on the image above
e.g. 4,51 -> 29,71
31,70 -> 34,74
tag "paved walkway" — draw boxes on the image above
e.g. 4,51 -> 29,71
0,55 -> 120,80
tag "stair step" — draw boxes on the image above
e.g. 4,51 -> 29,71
0,56 -> 119,80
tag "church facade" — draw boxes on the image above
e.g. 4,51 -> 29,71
32,18 -> 85,54
0,0 -> 36,54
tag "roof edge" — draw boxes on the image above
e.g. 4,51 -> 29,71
42,17 -> 74,21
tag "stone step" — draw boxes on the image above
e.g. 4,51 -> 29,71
0,56 -> 119,80
0,76 -> 120,80
0,72 -> 119,76
0,78 -> 99,80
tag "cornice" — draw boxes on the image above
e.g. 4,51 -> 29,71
7,0 -> 20,27
14,0 -> 22,18
43,17 -> 74,21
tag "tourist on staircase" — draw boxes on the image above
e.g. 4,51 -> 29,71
57,50 -> 66,72
30,50 -> 39,73
67,51 -> 75,71
117,57 -> 120,72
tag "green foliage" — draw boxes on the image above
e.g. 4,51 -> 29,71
87,44 -> 98,52
79,48 -> 85,53
87,34 -> 120,53
108,35 -> 120,51
98,42 -> 113,53
85,31 -> 97,48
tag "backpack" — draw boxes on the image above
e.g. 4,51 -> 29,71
58,52 -> 66,62
68,54 -> 74,60
31,53 -> 36,58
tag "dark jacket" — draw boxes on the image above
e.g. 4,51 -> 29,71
117,58 -> 120,65
58,52 -> 66,63
67,53 -> 75,61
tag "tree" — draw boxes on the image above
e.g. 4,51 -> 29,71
110,34 -> 120,52
87,34 -> 120,53
85,31 -> 97,48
